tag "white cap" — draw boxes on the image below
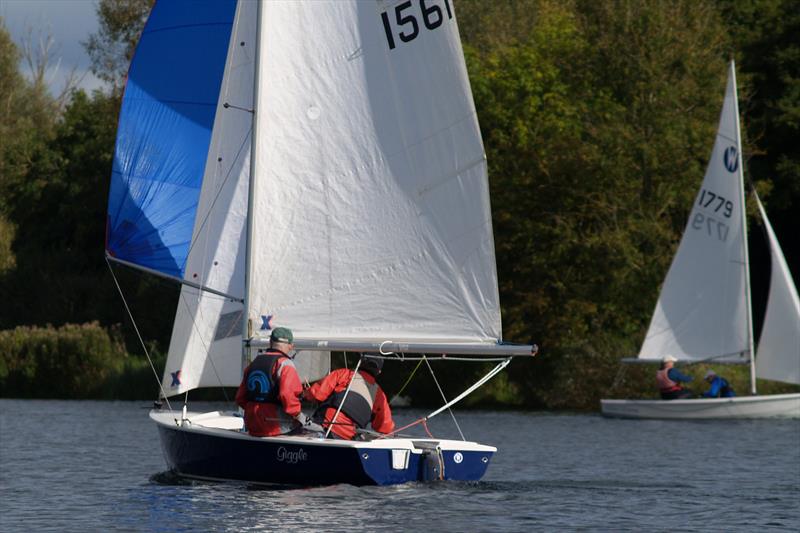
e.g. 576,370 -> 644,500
704,370 -> 716,380
662,355 -> 677,363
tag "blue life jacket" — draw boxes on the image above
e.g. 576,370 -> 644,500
244,350 -> 285,404
703,376 -> 736,398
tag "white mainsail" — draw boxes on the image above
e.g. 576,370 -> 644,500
754,194 -> 800,385
638,62 -> 749,363
247,1 -> 502,345
160,0 -> 503,394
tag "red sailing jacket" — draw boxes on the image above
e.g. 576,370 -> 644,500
235,350 -> 303,437
305,368 -> 395,440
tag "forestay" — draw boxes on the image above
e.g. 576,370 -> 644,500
638,63 -> 749,363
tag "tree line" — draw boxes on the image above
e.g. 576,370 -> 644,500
0,0 -> 798,407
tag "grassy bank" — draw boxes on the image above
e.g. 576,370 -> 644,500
0,322 -> 163,400
1,323 -> 796,407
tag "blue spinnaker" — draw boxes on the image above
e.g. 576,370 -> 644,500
106,0 -> 237,278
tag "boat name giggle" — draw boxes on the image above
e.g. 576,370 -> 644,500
277,447 -> 308,464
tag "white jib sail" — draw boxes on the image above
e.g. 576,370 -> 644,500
247,1 -> 502,345
638,62 -> 749,363
161,1 -> 254,395
754,194 -> 800,385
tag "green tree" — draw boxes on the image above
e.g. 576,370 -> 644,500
719,0 -> 800,289
464,0 -> 730,407
0,21 -> 21,274
0,20 -> 58,280
84,0 -> 153,92
0,86 -> 177,348
720,0 -> 800,207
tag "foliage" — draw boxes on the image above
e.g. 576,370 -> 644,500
0,322 -> 127,398
0,20 -> 56,275
0,1 -> 798,406
84,0 -> 154,92
98,343 -> 165,400
461,0 -> 732,408
719,0 -> 800,299
0,16 -> 176,374
721,0 -> 800,209
0,88 -> 113,325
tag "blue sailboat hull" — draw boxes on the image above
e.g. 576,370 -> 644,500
152,410 -> 495,486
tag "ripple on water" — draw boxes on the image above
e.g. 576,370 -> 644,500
1,401 -> 798,532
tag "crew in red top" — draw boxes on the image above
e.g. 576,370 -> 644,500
304,355 -> 395,440
235,327 -> 305,437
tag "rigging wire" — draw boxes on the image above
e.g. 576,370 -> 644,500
388,357 -> 423,406
324,358 -> 362,439
180,127 -> 251,270
423,355 -> 465,441
379,357 -> 513,439
106,257 -> 172,411
426,358 -> 511,420
610,363 -> 627,392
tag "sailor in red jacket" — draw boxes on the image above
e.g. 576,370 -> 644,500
235,327 -> 311,437
304,355 -> 395,440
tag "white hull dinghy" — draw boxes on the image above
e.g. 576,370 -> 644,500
601,61 -> 800,420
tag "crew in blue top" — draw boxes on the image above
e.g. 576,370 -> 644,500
701,370 -> 736,398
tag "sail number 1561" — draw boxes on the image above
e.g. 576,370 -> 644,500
381,0 -> 453,50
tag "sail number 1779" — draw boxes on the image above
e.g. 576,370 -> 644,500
692,188 -> 733,242
380,0 -> 454,50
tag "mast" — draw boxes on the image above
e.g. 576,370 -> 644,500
242,0 -> 263,375
731,59 -> 757,395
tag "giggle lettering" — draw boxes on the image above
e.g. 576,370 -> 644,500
276,446 -> 308,464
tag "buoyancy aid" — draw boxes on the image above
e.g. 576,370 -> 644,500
708,376 -> 735,397
656,368 -> 682,393
326,372 -> 379,428
244,350 -> 290,404
719,378 -> 734,397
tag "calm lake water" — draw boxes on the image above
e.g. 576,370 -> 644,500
1,399 -> 798,532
